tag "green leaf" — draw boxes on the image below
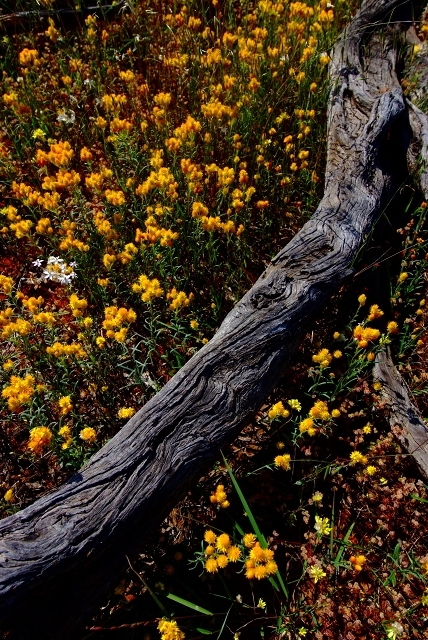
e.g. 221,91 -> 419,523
195,628 -> 213,635
333,522 -> 355,568
166,593 -> 213,616
410,493 -> 428,504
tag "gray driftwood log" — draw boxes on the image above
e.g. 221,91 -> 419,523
0,1 -> 426,638
374,349 -> 428,480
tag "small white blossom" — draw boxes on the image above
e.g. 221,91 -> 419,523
40,257 -> 76,284
57,109 -> 75,124
385,622 -> 404,640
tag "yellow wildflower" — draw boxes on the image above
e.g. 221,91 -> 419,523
118,407 -> 136,419
79,427 -> 97,443
350,554 -> 366,571
243,533 -> 257,548
28,426 -> 53,454
368,304 -> 384,321
216,533 -> 231,551
314,516 -> 331,536
365,465 -> 377,476
158,619 -> 185,640
204,530 -> 217,545
268,401 -> 290,420
205,557 -> 218,573
312,348 -> 332,368
387,321 -> 399,334
349,451 -> 368,465
274,454 -> 291,470
58,395 -> 73,415
309,565 -> 326,583
2,374 -> 35,412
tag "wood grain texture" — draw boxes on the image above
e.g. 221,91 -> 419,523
0,1 -> 425,638
374,349 -> 428,480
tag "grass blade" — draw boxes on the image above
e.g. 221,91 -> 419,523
126,557 -> 170,618
221,453 -> 267,546
333,522 -> 355,569
166,593 -> 213,616
221,453 -> 288,598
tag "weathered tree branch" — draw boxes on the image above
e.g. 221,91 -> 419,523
0,1 -> 426,638
374,349 -> 428,480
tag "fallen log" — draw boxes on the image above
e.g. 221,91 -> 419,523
374,349 -> 428,480
373,37 -> 428,480
0,1 -> 425,638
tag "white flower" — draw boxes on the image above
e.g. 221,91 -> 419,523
40,257 -> 76,284
57,109 -> 75,124
32,258 -> 43,267
385,622 -> 404,640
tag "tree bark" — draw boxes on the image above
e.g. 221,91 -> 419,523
374,349 -> 428,480
0,1 -> 426,638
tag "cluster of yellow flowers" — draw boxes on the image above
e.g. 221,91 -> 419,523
314,515 -> 331,536
69,294 -> 88,318
11,181 -> 60,213
0,308 -> 31,339
18,48 -> 40,67
135,216 -> 179,247
204,530 -> 241,573
158,619 -> 185,640
350,554 -> 367,571
268,400 -> 290,420
36,140 -> 74,167
58,395 -> 73,416
42,168 -> 80,191
299,400 -> 339,436
353,325 -> 381,349
244,538 -> 278,580
85,168 -> 113,191
0,275 -> 13,294
28,426 -> 52,454
101,306 -> 136,342
135,166 -> 179,200
367,304 -> 384,321
58,425 -> 73,450
46,342 -> 87,359
79,426 -> 97,443
312,347 -> 332,368
274,453 -> 291,470
173,114 -> 201,141
209,484 -> 230,508
167,288 -> 193,311
101,92 -> 127,112
132,275 -> 163,302
349,450 -> 368,465
2,374 -> 35,412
